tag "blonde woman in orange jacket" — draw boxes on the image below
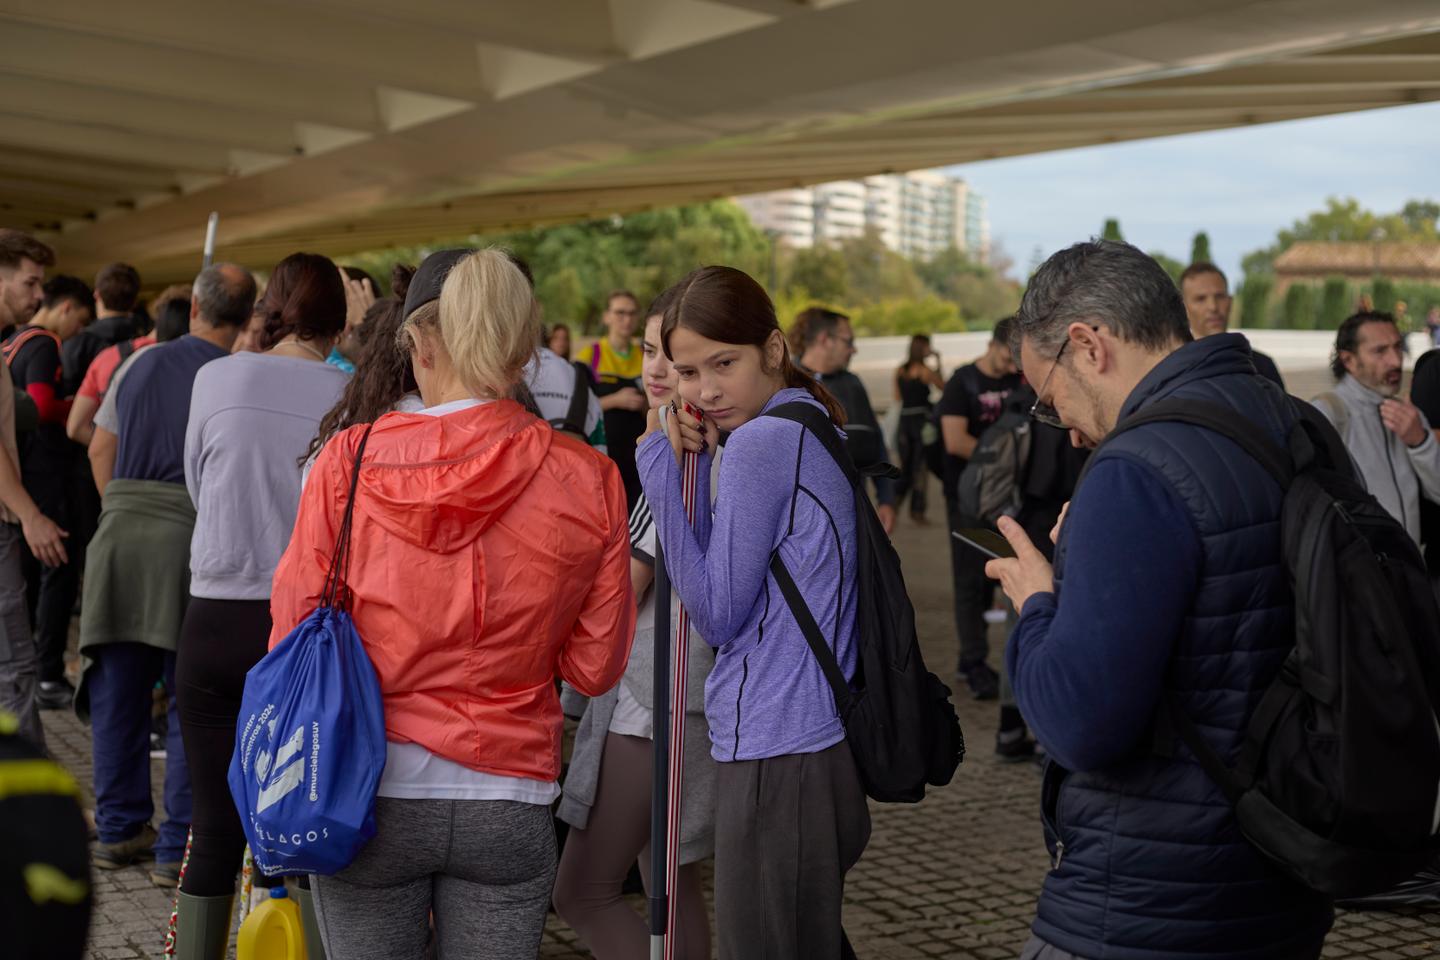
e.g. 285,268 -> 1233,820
270,248 -> 635,960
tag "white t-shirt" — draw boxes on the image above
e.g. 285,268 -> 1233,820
608,495 -> 659,738
375,395 -> 561,805
524,346 -> 605,451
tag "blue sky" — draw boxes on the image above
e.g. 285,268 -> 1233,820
945,100 -> 1440,283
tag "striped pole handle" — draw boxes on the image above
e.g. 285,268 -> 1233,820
663,403 -> 702,960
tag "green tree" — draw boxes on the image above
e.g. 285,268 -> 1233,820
1236,276 -> 1273,329
1190,231 -> 1212,265
1101,218 -> 1125,242
1371,276 -> 1397,314
783,245 -> 848,303
835,229 -> 924,303
1320,276 -> 1350,331
1401,200 -> 1440,235
1241,196 -> 1440,278
1281,283 -> 1317,330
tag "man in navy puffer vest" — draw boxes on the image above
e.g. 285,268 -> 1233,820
985,240 -> 1332,960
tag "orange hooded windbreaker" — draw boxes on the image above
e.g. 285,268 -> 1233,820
270,399 -> 635,783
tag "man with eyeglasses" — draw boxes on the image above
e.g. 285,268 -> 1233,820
937,318 -> 1022,700
983,240 -> 1330,960
792,306 -> 897,534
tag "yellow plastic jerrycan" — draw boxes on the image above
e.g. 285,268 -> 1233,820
236,885 -> 308,960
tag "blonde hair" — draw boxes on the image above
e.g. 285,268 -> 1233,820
432,248 -> 539,399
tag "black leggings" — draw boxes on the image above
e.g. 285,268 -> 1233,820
175,596 -> 278,897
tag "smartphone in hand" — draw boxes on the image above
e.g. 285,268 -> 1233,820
952,527 -> 1016,561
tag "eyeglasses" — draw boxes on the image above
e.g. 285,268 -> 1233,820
1029,339 -> 1069,430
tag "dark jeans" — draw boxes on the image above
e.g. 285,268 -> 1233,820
176,596 -> 273,896
21,477 -> 77,684
714,741 -> 871,960
0,522 -> 42,749
947,499 -> 995,670
88,642 -> 191,862
894,415 -> 930,519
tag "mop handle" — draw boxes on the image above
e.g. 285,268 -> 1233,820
664,403 -> 702,960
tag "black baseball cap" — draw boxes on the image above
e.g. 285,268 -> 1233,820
401,248 -> 474,320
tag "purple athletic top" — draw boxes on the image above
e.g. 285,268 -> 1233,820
637,388 -> 858,762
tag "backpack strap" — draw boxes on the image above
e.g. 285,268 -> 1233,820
117,339 -> 136,363
1101,398 -> 1295,488
769,553 -> 854,715
321,424 -> 376,612
765,401 -> 861,487
2,328 -> 60,368
561,361 -> 592,436
763,400 -> 862,715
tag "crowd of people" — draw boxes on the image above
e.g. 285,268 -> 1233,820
0,221 -> 1437,960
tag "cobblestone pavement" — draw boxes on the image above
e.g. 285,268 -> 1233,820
54,370 -> 1440,957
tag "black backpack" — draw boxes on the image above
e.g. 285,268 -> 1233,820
1103,397 -> 1440,898
953,405 -> 1032,525
765,401 -> 964,803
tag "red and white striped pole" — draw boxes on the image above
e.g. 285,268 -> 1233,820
664,404 -> 702,960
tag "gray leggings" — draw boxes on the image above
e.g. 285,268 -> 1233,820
311,796 -> 557,960
553,732 -> 710,959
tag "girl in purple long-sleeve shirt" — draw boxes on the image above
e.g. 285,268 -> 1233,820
637,265 -> 870,960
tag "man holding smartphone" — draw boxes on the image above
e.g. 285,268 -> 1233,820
983,241 -> 1330,960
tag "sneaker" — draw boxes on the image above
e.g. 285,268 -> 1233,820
149,861 -> 181,888
959,662 -> 999,701
995,732 -> 1037,764
149,732 -> 166,759
93,823 -> 157,870
36,679 -> 74,710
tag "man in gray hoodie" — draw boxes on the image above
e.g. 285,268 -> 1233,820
1312,310 -> 1440,544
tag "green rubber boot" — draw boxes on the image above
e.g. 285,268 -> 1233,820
173,891 -> 234,960
293,882 -> 327,960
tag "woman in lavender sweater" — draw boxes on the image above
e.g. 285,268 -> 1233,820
637,266 -> 869,959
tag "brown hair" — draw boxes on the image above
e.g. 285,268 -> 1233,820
305,264 -> 418,465
0,229 -> 55,270
94,262 -> 141,312
606,289 -> 639,311
659,266 -> 845,426
904,334 -> 931,368
1179,261 -> 1227,289
258,252 -> 346,350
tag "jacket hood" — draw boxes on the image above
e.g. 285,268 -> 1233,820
347,399 -> 553,553
1119,333 -> 1265,420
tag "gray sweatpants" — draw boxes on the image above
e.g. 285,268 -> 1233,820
311,796 -> 557,960
0,523 -> 42,750
714,741 -> 871,960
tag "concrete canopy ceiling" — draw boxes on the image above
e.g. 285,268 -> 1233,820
0,0 -> 1437,284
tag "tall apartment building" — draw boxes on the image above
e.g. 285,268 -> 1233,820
736,169 -> 990,262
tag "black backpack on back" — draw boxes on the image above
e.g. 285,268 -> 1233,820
765,401 -> 964,803
953,404 -> 1032,526
1103,396 -> 1440,898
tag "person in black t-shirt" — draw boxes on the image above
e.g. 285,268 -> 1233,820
61,263 -> 139,398
4,275 -> 93,710
937,318 -> 1022,700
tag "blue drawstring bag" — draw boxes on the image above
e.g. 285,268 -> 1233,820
228,426 -> 386,876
